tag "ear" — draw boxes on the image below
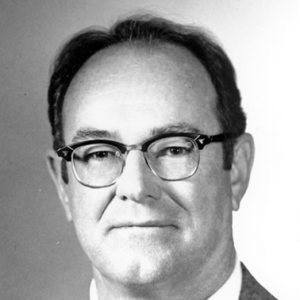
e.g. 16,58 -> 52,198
46,150 -> 73,221
230,133 -> 255,211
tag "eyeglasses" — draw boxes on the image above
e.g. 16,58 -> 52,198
56,132 -> 232,188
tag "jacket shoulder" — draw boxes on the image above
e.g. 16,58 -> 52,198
239,263 -> 277,300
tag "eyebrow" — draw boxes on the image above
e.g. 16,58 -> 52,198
71,127 -> 118,143
150,123 -> 201,136
71,122 -> 202,143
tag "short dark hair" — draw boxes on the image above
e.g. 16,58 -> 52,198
48,15 -> 246,169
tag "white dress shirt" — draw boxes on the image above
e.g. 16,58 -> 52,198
90,258 -> 242,300
208,257 -> 242,300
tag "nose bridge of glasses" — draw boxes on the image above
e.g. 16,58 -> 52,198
120,144 -> 151,179
125,144 -> 143,153
123,143 -> 153,170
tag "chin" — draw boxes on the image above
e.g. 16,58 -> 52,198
94,244 -> 178,285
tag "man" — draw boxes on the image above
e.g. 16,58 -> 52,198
47,15 -> 277,299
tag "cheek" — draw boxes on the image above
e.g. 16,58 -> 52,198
65,179 -> 115,232
64,181 -> 118,263
164,155 -> 232,240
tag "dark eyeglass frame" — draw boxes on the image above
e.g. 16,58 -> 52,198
56,132 -> 234,187
56,132 -> 233,161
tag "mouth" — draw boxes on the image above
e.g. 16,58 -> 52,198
111,222 -> 178,231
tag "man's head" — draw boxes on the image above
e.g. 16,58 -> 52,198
48,15 -> 246,170
47,15 -> 254,298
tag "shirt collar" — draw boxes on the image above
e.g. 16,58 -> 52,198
90,258 -> 242,300
89,278 -> 98,300
208,257 -> 242,300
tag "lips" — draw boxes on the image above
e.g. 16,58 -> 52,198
110,221 -> 178,230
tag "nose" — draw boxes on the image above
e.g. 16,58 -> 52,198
115,150 -> 161,202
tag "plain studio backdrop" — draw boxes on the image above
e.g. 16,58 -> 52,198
0,1 -> 299,299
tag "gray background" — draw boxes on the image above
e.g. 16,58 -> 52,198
1,1 -> 299,299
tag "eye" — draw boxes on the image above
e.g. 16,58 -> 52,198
165,147 -> 188,155
158,145 -> 192,157
148,137 -> 195,159
74,144 -> 121,163
86,151 -> 115,160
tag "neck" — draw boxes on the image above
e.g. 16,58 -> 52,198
93,242 -> 236,300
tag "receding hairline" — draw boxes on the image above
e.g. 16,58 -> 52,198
70,39 -> 214,83
64,39 -> 218,108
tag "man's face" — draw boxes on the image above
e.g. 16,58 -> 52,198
60,43 -> 234,285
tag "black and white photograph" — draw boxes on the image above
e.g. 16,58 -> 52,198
1,1 -> 299,299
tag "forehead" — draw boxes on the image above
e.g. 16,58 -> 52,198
63,42 -> 219,142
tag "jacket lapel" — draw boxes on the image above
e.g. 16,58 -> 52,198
239,263 -> 277,300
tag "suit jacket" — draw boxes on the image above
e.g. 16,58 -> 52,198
239,263 -> 277,300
